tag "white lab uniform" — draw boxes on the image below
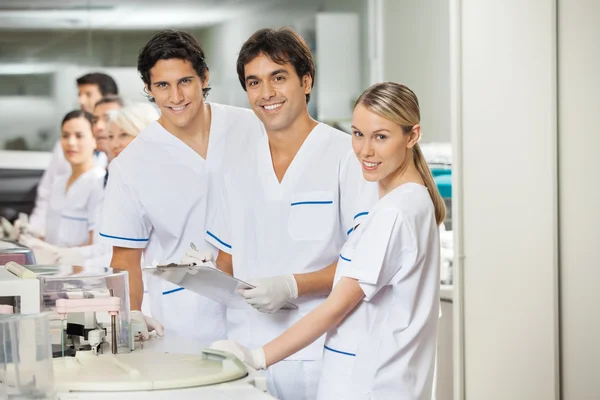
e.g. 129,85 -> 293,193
319,183 -> 440,400
75,174 -> 113,270
45,167 -> 105,248
99,103 -> 264,343
205,123 -> 378,400
30,141 -> 107,233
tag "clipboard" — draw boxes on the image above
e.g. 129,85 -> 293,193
143,263 -> 298,310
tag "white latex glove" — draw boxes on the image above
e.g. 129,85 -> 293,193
239,274 -> 298,313
130,310 -> 164,341
54,247 -> 85,266
11,213 -> 45,241
180,248 -> 214,265
210,340 -> 266,370
0,217 -> 13,239
18,234 -> 59,264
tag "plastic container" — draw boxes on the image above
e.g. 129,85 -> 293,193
31,267 -> 133,355
0,313 -> 55,399
0,240 -> 36,267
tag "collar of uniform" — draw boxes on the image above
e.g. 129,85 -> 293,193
257,122 -> 328,199
143,103 -> 220,148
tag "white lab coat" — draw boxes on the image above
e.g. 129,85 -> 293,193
318,183 -> 440,400
205,123 -> 378,399
45,167 -> 105,248
99,103 -> 264,343
30,141 -> 107,234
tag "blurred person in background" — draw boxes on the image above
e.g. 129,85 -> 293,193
42,103 -> 159,271
92,95 -> 125,163
20,110 -> 105,261
22,73 -> 119,238
77,73 -> 120,113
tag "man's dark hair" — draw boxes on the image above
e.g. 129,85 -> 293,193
61,110 -> 94,128
76,73 -> 119,96
137,29 -> 211,102
237,27 -> 315,104
94,95 -> 124,109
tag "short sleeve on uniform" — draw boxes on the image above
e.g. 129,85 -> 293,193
205,173 -> 233,254
339,208 -> 416,301
338,150 -> 378,236
98,161 -> 151,249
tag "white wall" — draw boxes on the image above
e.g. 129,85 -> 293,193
558,0 -> 600,398
198,2 -> 320,109
382,0 -> 451,143
458,0 -> 559,398
197,0 -> 369,116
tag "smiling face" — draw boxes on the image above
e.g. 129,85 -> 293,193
146,58 -> 209,134
244,53 -> 312,134
351,104 -> 420,187
61,117 -> 96,166
93,101 -> 121,156
108,122 -> 135,159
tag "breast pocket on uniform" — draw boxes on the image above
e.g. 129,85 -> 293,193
288,191 -> 335,241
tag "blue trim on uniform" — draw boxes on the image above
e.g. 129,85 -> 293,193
162,287 -> 184,295
339,254 -> 352,262
206,231 -> 232,249
324,345 -> 356,357
290,200 -> 333,206
347,227 -> 354,235
61,215 -> 87,222
353,211 -> 368,220
99,233 -> 150,242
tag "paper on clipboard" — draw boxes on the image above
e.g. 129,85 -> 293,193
143,263 -> 298,310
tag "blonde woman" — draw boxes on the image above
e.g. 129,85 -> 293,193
108,103 -> 159,159
212,82 -> 445,399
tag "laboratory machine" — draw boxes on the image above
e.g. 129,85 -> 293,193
0,261 -> 274,399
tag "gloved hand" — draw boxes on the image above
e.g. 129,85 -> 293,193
239,274 -> 298,313
18,234 -> 59,264
54,247 -> 85,266
180,248 -> 214,266
130,310 -> 164,341
10,214 -> 44,241
0,217 -> 13,240
210,340 -> 266,370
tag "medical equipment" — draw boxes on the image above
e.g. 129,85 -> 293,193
144,262 -> 298,310
0,262 -> 41,315
0,238 -> 36,265
0,263 -> 133,357
0,312 -> 55,399
35,266 -> 133,357
0,265 -> 275,398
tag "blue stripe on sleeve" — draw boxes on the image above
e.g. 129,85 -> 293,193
206,231 -> 232,249
339,254 -> 352,262
290,200 -> 334,206
347,227 -> 354,235
99,233 -> 150,242
324,345 -> 356,357
162,287 -> 185,295
353,211 -> 369,220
